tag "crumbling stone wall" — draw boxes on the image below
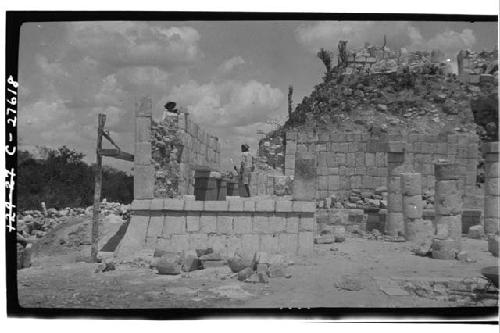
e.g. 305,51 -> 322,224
151,111 -> 221,198
284,129 -> 479,202
135,97 -> 221,200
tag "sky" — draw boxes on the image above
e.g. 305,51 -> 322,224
18,20 -> 498,172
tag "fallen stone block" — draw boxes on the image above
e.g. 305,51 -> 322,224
199,252 -> 222,261
256,263 -> 268,275
237,267 -> 254,281
334,235 -> 346,243
196,247 -> 213,257
456,251 -> 476,263
182,251 -> 201,272
227,256 -> 252,273
268,263 -> 290,278
431,238 -> 460,260
201,260 -> 226,269
314,234 -> 334,244
467,225 -> 484,239
245,271 -> 269,284
157,254 -> 182,275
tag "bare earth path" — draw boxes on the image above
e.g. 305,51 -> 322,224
17,233 -> 498,309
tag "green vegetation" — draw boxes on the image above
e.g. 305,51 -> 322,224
17,146 -> 133,210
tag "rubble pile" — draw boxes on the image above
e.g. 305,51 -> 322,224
316,187 -> 389,210
283,42 -> 497,148
16,201 -> 129,246
258,133 -> 285,171
151,116 -> 183,198
150,248 -> 292,283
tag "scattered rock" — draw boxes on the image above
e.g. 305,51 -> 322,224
182,251 -> 201,272
157,254 -> 182,275
227,256 -> 251,273
467,225 -> 484,239
336,275 -> 364,291
195,248 -> 213,257
237,267 -> 254,281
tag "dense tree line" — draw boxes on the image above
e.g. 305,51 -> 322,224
17,146 -> 133,210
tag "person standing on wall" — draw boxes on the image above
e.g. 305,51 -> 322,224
237,144 -> 254,197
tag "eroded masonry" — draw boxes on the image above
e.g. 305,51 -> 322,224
117,43 -> 498,263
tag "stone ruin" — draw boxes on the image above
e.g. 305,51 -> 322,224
116,44 -> 498,262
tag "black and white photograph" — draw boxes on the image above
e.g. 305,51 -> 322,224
3,2 -> 499,323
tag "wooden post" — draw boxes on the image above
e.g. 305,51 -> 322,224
91,114 -> 106,262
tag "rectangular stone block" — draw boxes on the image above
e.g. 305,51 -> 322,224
216,214 -> 234,234
207,234 -> 227,254
242,234 -> 260,254
260,234 -> 279,254
135,142 -> 152,165
299,215 -> 314,231
279,233 -> 298,255
189,233 -> 209,250
292,201 -> 316,213
403,195 -> 423,219
163,213 -> 186,235
286,215 -> 299,233
328,175 -> 340,191
204,200 -> 228,211
253,215 -> 271,234
164,199 -> 185,211
184,200 -> 204,211
150,198 -> 164,210
131,199 -> 152,211
255,199 -> 276,212
186,213 -> 200,232
200,214 -> 217,233
147,216 -> 164,237
228,199 -> 244,212
135,116 -> 151,143
134,165 -> 155,199
244,200 -> 256,212
276,200 -> 293,213
234,214 -> 252,234
270,215 -> 286,233
298,232 -> 313,255
484,196 -> 499,218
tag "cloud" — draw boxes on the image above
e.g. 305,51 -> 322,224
219,56 -> 246,73
407,28 -> 476,55
295,21 -> 476,57
66,22 -> 202,68
167,79 -> 285,128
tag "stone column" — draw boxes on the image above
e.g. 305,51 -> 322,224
432,162 -> 463,259
292,152 -> 316,201
134,96 -> 154,200
483,142 -> 499,235
401,172 -> 434,242
385,141 -> 406,237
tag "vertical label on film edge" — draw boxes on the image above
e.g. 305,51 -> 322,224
6,75 -> 18,232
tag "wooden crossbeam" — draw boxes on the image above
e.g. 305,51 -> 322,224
99,148 -> 134,162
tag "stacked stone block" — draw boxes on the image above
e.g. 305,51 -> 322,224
483,142 -> 499,235
293,152 -> 316,201
117,198 -> 315,258
134,97 -> 154,200
284,130 -> 479,203
149,106 -> 221,198
432,162 -> 463,259
401,172 -> 434,242
385,141 -> 406,237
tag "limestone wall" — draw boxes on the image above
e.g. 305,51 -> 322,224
284,130 -> 479,201
135,97 -> 221,200
117,198 -> 315,257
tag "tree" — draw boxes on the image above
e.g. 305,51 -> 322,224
287,85 -> 294,119
317,48 -> 332,73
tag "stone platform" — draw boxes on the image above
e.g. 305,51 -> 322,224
116,198 -> 315,258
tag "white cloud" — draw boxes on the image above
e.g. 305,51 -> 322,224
219,56 -> 246,73
167,79 -> 285,128
295,21 -> 477,57
66,22 -> 202,68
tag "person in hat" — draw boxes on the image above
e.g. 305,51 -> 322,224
239,143 -> 254,197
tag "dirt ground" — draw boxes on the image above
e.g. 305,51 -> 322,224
17,218 -> 499,309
